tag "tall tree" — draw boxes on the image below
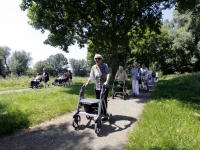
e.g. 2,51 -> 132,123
46,53 -> 68,74
0,58 -> 5,77
162,10 -> 200,73
34,60 -> 55,76
9,50 -> 32,76
20,0 -> 177,76
130,28 -> 171,71
87,36 -> 132,72
0,46 -> 11,73
69,58 -> 89,77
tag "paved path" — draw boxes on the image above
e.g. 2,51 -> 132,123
0,83 -> 155,150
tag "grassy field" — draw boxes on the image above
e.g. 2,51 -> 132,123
0,76 -> 89,91
0,76 -> 122,136
0,77 -> 95,136
0,76 -> 31,91
124,73 -> 200,149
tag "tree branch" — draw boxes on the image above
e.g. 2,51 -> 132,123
76,32 -> 111,49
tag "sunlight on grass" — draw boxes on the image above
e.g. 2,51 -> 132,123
0,76 -> 31,91
124,73 -> 200,150
0,76 -> 127,136
0,77 -> 89,136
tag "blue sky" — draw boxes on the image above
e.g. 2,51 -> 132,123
0,0 -> 173,67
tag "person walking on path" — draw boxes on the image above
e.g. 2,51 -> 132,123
85,54 -> 110,120
140,64 -> 149,89
156,72 -> 158,81
152,71 -> 156,84
68,70 -> 73,84
42,68 -> 49,88
131,62 -> 140,97
115,66 -> 128,93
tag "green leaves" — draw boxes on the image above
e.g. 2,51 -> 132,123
20,0 -> 180,75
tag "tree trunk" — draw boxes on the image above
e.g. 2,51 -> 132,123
3,56 -> 9,72
111,42 -> 119,78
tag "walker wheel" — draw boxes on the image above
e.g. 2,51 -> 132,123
72,115 -> 81,130
123,95 -> 126,100
112,95 -> 114,99
94,120 -> 101,134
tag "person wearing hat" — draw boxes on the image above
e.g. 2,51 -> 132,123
85,54 -> 110,120
130,62 -> 140,97
42,68 -> 49,88
115,66 -> 128,92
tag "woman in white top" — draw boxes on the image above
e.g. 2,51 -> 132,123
130,62 -> 140,97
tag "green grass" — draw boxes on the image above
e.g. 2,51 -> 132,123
0,76 -> 31,91
0,76 -> 130,136
0,76 -> 88,91
124,73 -> 200,150
0,77 -> 92,136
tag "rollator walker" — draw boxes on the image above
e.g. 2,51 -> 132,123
72,85 -> 112,135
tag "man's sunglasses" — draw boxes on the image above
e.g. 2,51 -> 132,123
95,58 -> 102,60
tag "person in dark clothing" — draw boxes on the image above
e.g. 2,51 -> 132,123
68,70 -> 73,84
42,68 -> 49,88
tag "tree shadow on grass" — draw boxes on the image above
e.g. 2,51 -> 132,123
0,103 -> 30,137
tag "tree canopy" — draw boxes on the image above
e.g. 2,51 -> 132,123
34,53 -> 68,76
69,58 -> 89,77
0,46 -> 11,76
9,50 -> 32,76
160,10 -> 200,73
20,0 -> 181,76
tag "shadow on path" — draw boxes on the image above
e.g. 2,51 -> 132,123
78,115 -> 137,137
0,122 -> 95,150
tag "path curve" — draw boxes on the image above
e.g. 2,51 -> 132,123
0,83 -> 155,150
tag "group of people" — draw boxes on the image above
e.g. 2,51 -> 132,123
52,70 -> 72,85
30,68 -> 73,88
114,62 -> 156,97
84,54 -> 159,120
29,68 -> 49,88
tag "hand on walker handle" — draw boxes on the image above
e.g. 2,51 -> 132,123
84,83 -> 89,87
103,81 -> 108,86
